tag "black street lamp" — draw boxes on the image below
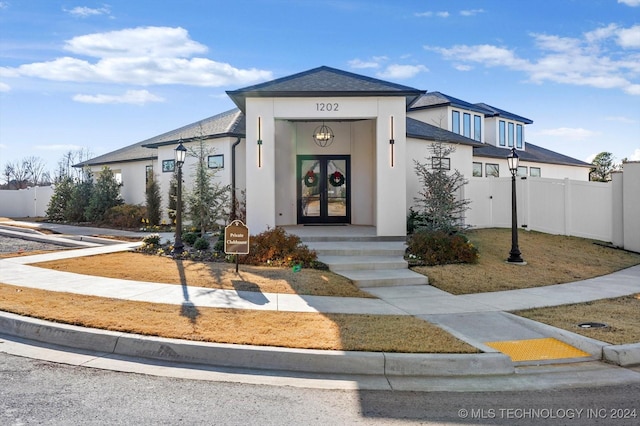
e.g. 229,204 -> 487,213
507,148 -> 525,264
173,141 -> 187,255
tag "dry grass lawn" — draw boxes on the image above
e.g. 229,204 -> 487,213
515,294 -> 640,345
0,283 -> 477,353
414,228 -> 640,295
34,252 -> 372,298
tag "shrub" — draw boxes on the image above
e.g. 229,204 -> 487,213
183,231 -> 198,245
193,237 -> 210,250
103,204 -> 147,228
406,230 -> 478,266
240,227 -> 317,268
142,233 -> 161,246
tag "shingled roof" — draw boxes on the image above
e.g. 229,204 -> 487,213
473,143 -> 591,167
409,92 -> 489,115
227,66 -> 424,112
74,109 -> 244,167
407,117 -> 483,147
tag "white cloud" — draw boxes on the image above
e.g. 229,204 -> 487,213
460,9 -> 485,17
618,0 -> 640,6
65,6 -> 111,18
0,26 -> 273,88
605,115 -> 637,124
0,82 -> 10,92
628,148 -> 640,161
0,2 -> 8,9
73,89 -> 165,105
426,23 -> 640,95
537,127 -> 597,141
376,64 -> 428,79
415,11 -> 449,18
348,58 -> 380,69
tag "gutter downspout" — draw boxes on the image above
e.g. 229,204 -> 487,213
231,137 -> 242,221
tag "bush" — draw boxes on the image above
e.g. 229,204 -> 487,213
142,233 -> 161,246
193,237 -> 210,250
183,232 -> 198,245
103,204 -> 147,228
406,230 -> 478,266
240,227 -> 317,268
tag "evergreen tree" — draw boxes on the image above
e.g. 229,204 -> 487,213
589,152 -> 617,182
46,175 -> 75,221
145,172 -> 162,226
185,139 -> 230,236
85,166 -> 123,222
412,140 -> 470,233
66,176 -> 93,222
167,169 -> 178,223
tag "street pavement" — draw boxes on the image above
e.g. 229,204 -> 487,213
1,220 -> 639,390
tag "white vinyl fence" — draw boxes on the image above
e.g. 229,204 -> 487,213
464,161 -> 640,253
0,186 -> 54,218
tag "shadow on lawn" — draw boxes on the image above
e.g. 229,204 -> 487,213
175,259 -> 200,326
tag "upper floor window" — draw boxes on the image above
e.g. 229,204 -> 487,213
473,115 -> 482,142
508,122 -> 515,147
499,121 -> 506,146
473,162 -> 482,177
463,113 -> 471,138
452,111 -> 460,134
516,124 -> 523,149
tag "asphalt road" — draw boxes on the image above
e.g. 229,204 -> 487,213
1,352 -> 639,425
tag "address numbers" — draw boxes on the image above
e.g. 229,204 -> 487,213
316,102 -> 339,112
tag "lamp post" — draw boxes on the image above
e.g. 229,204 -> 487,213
173,141 -> 187,255
507,148 -> 525,264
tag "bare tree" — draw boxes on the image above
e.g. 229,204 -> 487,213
4,160 -> 29,189
23,156 -> 47,186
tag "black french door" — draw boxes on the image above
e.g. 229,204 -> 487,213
297,155 -> 350,224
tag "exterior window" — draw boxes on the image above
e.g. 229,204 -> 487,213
208,154 -> 224,169
162,159 -> 175,173
473,115 -> 482,142
486,163 -> 499,177
499,121 -> 506,146
431,157 -> 451,170
145,165 -> 153,184
473,162 -> 482,177
517,166 -> 527,177
463,113 -> 471,138
452,111 -> 460,134
508,122 -> 514,147
530,167 -> 541,177
516,124 -> 523,149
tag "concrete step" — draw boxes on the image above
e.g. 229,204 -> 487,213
299,235 -> 406,243
318,255 -> 408,271
306,241 -> 406,256
337,269 -> 429,288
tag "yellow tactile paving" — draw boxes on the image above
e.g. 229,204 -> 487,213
485,338 -> 591,362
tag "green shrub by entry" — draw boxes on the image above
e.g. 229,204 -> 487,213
406,230 -> 478,266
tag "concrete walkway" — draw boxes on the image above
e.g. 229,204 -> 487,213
1,221 -> 640,386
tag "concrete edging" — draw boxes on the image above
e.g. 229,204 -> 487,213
603,343 -> 640,367
0,311 -> 514,377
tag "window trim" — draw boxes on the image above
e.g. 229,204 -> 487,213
517,166 -> 528,177
530,167 -> 541,177
508,122 -> 515,147
486,163 -> 500,178
516,124 -> 523,149
463,113 -> 471,138
452,110 -> 460,134
499,120 -> 506,146
431,157 -> 451,170
473,115 -> 482,142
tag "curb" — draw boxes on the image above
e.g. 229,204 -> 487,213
0,311 -> 514,377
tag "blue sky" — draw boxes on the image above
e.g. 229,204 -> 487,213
1,0 -> 639,175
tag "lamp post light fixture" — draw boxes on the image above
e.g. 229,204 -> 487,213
507,147 -> 525,264
172,140 -> 187,255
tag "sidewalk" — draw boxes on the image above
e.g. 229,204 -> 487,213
1,222 -> 640,384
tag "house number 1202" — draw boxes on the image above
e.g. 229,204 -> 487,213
316,102 -> 339,111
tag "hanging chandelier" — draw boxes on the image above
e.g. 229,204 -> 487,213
312,122 -> 335,147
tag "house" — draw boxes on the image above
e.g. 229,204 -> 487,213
76,66 -> 591,236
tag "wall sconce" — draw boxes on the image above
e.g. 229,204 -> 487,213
313,122 -> 334,147
389,116 -> 395,167
257,116 -> 263,168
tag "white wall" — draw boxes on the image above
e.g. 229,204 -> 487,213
0,186 -> 54,218
619,162 -> 640,252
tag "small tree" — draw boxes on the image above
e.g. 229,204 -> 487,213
167,169 -> 178,223
589,151 -> 617,182
145,173 -> 162,226
46,175 -> 75,221
412,140 -> 470,233
185,137 -> 230,236
85,166 -> 123,222
66,174 -> 94,222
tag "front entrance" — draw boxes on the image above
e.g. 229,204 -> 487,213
297,155 -> 350,224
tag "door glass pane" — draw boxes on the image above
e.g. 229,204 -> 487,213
327,159 -> 347,217
301,159 -> 320,217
